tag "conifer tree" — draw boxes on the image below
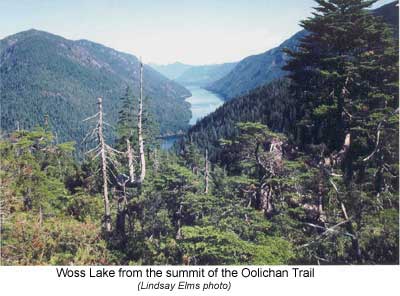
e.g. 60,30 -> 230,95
116,86 -> 137,150
284,0 -> 399,263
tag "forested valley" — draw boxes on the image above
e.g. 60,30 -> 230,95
0,29 -> 192,149
1,0 -> 398,265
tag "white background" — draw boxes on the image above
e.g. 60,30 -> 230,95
1,265 -> 399,295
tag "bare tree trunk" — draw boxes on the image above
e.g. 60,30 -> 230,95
138,59 -> 146,183
176,205 -> 183,239
39,206 -> 43,226
259,181 -> 275,217
204,148 -> 209,194
83,98 -> 121,234
98,97 -> 111,233
256,139 -> 283,216
317,179 -> 326,224
126,138 -> 135,183
153,148 -> 159,173
328,171 -> 362,263
44,114 -> 49,129
116,182 -> 127,244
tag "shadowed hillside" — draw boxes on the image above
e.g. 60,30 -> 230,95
0,29 -> 192,145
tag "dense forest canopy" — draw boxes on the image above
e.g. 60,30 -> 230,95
0,30 -> 191,150
1,0 -> 398,265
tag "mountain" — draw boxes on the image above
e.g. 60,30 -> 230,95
175,62 -> 237,87
207,1 -> 399,100
0,29 -> 191,145
149,62 -> 192,80
373,1 -> 399,36
150,62 -> 237,87
206,31 -> 306,100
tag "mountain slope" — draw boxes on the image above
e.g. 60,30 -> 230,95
207,1 -> 399,100
206,31 -> 306,99
149,62 -> 192,80
150,62 -> 237,87
175,62 -> 237,87
373,1 -> 399,36
0,29 -> 191,144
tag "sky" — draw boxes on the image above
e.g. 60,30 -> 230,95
0,0 -> 394,65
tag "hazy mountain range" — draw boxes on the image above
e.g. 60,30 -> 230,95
150,62 -> 237,87
148,62 -> 192,80
206,30 -> 306,99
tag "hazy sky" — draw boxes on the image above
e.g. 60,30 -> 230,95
0,0 -> 393,65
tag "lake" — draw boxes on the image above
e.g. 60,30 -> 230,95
185,85 -> 224,125
160,85 -> 224,150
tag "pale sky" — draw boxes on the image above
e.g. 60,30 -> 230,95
0,0 -> 393,65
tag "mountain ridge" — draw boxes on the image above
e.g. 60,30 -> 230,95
175,62 -> 237,87
207,1 -> 399,100
150,61 -> 237,87
0,29 -> 192,144
149,61 -> 192,80
206,31 -> 306,99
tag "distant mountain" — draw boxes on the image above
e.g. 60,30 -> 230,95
149,62 -> 192,80
150,62 -> 237,87
207,1 -> 399,100
206,31 -> 306,100
0,29 -> 191,145
373,1 -> 399,37
175,62 -> 237,87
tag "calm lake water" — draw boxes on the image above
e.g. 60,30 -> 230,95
160,85 -> 224,150
185,85 -> 224,125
